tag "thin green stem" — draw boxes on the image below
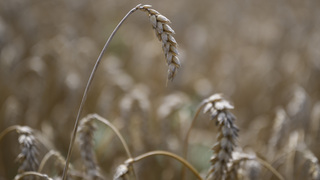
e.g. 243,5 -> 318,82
130,150 -> 203,180
0,125 -> 20,144
181,101 -> 207,180
14,171 -> 52,180
61,4 -> 142,180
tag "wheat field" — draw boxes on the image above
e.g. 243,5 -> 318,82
0,0 -> 320,180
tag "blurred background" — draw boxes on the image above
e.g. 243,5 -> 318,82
0,0 -> 319,179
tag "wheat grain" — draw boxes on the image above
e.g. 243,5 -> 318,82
203,94 -> 239,180
138,5 -> 181,81
78,117 -> 104,180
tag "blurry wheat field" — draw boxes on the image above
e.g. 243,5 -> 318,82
0,0 -> 320,179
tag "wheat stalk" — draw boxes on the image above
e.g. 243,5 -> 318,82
138,5 -> 181,81
119,150 -> 203,180
61,5 -> 141,179
62,4 -> 180,179
14,172 -> 53,180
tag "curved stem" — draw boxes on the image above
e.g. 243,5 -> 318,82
61,4 -> 142,180
88,114 -> 137,179
89,114 -> 133,159
38,150 -> 61,173
131,150 -> 203,180
0,125 -> 20,144
255,156 -> 285,180
181,101 -> 207,179
14,171 -> 52,180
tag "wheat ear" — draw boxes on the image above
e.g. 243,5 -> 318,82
227,150 -> 284,180
78,118 -> 104,180
15,126 -> 40,176
299,143 -> 320,180
202,94 -> 239,180
138,5 -> 181,81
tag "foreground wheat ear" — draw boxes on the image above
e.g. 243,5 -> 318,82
203,94 -> 239,180
139,5 -> 181,81
15,126 -> 40,175
62,4 -> 180,180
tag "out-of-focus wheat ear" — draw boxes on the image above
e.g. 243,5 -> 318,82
287,86 -> 310,131
299,143 -> 320,180
113,164 -> 130,180
244,158 -> 261,180
120,85 -> 152,151
138,5 -> 181,81
15,126 -> 40,177
203,94 -> 239,180
157,92 -> 189,150
226,151 -> 257,180
267,108 -> 289,157
78,117 -> 104,180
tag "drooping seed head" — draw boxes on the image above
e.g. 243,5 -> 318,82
139,4 -> 181,81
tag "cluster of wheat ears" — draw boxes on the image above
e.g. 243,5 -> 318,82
0,4 -> 319,180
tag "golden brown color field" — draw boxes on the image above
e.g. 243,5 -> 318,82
0,0 -> 320,179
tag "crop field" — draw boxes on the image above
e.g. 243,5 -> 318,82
0,0 -> 319,179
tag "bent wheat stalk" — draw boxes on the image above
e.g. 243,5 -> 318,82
119,150 -> 203,180
14,172 -> 52,180
61,4 -> 142,180
0,125 -> 21,143
62,4 -> 180,180
38,150 -> 65,173
182,101 -> 208,179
